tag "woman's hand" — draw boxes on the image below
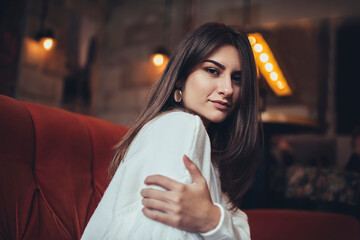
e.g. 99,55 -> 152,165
140,155 -> 221,233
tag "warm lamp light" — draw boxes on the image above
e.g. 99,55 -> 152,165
265,63 -> 273,72
247,32 -> 292,96
254,43 -> 263,53
270,72 -> 278,81
260,53 -> 269,63
248,36 -> 256,46
151,47 -> 169,69
41,37 -> 54,51
35,0 -> 55,51
277,81 -> 285,89
35,29 -> 56,51
152,54 -> 166,66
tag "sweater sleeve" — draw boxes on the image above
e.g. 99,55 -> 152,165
82,111 -> 211,240
121,111 -> 212,187
201,202 -> 250,240
136,112 -> 250,240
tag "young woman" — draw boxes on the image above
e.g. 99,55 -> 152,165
82,22 -> 261,239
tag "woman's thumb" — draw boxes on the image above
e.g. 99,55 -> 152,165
183,155 -> 204,183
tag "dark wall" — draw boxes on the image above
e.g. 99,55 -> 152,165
0,0 -> 28,97
336,18 -> 360,134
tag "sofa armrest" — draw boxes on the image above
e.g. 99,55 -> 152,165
245,209 -> 360,240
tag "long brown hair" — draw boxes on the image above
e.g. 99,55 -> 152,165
109,22 -> 262,209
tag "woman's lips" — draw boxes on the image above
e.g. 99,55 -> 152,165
211,100 -> 231,110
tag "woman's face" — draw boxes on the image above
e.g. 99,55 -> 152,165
182,45 -> 242,126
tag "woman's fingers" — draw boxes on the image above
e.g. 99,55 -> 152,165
142,198 -> 173,213
142,207 -> 182,229
140,187 -> 177,203
144,174 -> 183,191
141,156 -> 218,232
142,207 -> 167,222
142,197 -> 185,229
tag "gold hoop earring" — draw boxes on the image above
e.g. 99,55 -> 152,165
174,90 -> 182,103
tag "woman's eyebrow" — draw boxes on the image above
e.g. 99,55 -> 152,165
202,59 -> 225,70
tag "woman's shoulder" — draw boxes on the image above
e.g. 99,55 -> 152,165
157,110 -> 199,120
125,110 -> 209,165
149,110 -> 204,129
136,110 -> 207,143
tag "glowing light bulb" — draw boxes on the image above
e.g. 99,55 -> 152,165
153,54 -> 165,66
270,72 -> 278,81
277,81 -> 285,89
260,53 -> 269,63
265,63 -> 273,72
254,43 -> 263,53
43,38 -> 54,51
248,36 -> 256,46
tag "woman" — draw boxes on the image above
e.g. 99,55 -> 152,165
82,22 -> 261,239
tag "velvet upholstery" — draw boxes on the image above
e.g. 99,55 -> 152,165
1,94 -> 359,240
0,95 -> 128,239
245,209 -> 360,240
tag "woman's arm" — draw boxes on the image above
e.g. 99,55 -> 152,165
141,155 -> 221,233
141,156 -> 250,240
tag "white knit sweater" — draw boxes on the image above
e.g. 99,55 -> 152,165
81,111 -> 250,240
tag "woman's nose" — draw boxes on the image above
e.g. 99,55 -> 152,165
218,74 -> 233,96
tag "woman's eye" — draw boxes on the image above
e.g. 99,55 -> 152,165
206,68 -> 220,76
232,75 -> 242,83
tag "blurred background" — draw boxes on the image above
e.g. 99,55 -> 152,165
1,0 -> 360,218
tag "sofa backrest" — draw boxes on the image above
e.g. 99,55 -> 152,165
0,95 -> 128,240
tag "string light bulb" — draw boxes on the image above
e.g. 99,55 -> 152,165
260,53 -> 269,63
248,32 -> 292,96
270,72 -> 278,81
265,63 -> 273,72
248,36 -> 256,46
254,43 -> 263,53
277,81 -> 285,89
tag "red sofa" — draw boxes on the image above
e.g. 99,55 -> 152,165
1,94 -> 359,240
0,94 -> 128,239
